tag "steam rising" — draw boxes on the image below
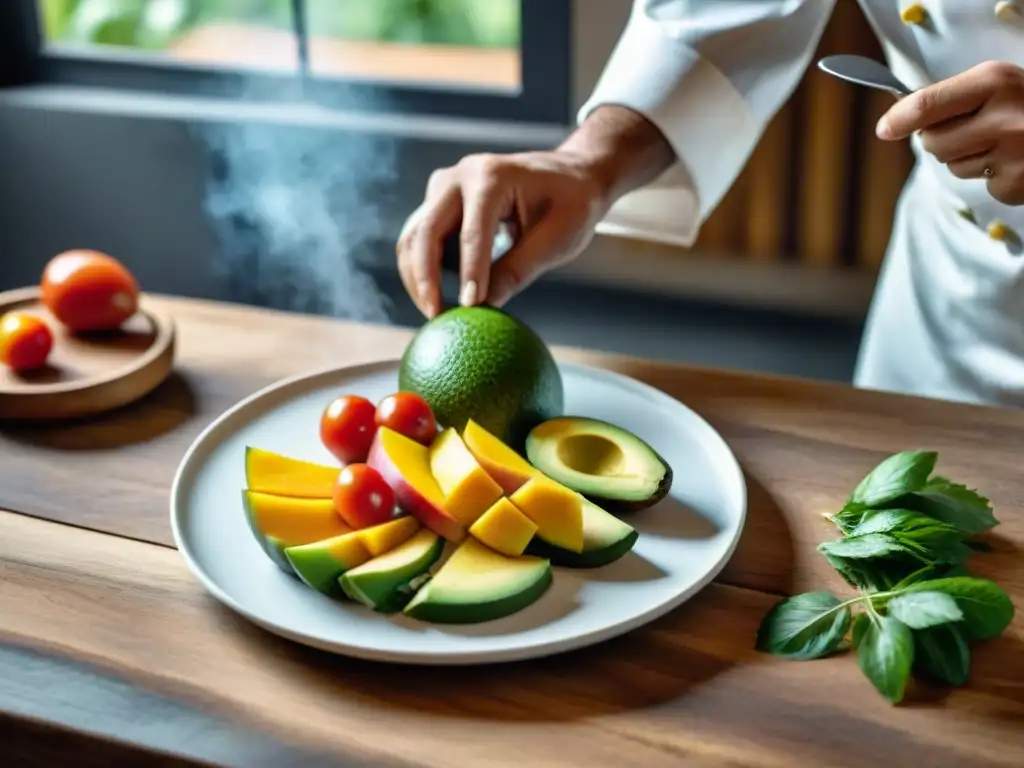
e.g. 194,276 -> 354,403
196,86 -> 397,323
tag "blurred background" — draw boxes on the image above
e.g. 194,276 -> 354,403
0,1 -> 913,384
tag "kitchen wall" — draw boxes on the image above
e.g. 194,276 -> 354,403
0,1 -> 616,307
0,1 -> 895,317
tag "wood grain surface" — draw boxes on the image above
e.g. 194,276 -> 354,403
0,295 -> 1022,599
1,294 -> 1023,766
2,510 -> 1022,768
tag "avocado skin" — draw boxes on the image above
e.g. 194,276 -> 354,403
398,306 -> 563,451
526,528 -> 639,568
403,567 -> 553,624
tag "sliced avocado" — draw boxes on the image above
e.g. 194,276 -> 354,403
527,497 -> 638,568
403,538 -> 552,624
525,416 -> 672,513
241,490 -> 352,576
339,530 -> 445,613
242,492 -> 293,574
284,532 -> 370,598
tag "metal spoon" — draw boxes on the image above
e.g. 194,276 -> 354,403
817,54 -> 913,97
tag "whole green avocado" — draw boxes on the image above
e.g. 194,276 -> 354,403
398,306 -> 563,450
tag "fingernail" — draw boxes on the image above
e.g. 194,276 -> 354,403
876,116 -> 892,140
459,279 -> 478,307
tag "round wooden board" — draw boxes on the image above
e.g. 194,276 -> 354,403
0,287 -> 176,421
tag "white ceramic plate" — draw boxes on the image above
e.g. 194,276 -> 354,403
170,359 -> 747,665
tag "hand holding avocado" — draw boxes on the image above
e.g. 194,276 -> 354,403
395,106 -> 677,318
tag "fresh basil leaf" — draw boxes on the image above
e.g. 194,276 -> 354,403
830,502 -> 869,534
851,508 -> 949,537
825,553 -> 921,593
852,509 -> 973,566
900,577 -> 1015,641
898,477 -> 999,536
851,612 -> 870,649
851,451 -> 937,507
818,533 -> 907,560
913,623 -> 971,687
756,591 -> 852,660
893,536 -> 973,568
886,591 -> 963,628
856,615 -> 915,704
891,562 -> 969,590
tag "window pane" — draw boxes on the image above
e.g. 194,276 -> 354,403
37,0 -> 300,74
305,0 -> 521,90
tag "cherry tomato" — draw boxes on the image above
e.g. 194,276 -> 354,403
375,392 -> 437,445
333,463 -> 396,529
0,313 -> 53,372
320,394 -> 378,463
41,249 -> 140,332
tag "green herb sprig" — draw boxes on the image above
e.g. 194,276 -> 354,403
755,450 -> 1015,704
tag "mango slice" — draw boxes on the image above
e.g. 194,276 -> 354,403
509,476 -> 584,553
469,498 -> 538,557
429,428 -> 504,527
461,418 -> 539,495
244,446 -> 339,498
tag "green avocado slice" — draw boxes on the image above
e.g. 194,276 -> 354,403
284,531 -> 370,598
403,538 -> 552,624
527,497 -> 638,568
525,416 -> 672,512
339,529 -> 445,613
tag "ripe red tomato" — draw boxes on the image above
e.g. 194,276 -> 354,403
40,249 -> 140,332
0,313 -> 53,372
320,394 -> 378,463
375,392 -> 437,445
333,463 -> 396,529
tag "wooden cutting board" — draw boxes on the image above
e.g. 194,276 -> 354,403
0,287 -> 176,421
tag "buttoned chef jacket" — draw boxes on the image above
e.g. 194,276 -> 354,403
579,0 -> 1024,407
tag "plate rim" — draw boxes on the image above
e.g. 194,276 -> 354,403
169,357 -> 748,666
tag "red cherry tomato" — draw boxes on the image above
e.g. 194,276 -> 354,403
375,392 -> 437,445
0,313 -> 53,372
333,463 -> 396,529
40,250 -> 140,332
320,394 -> 378,463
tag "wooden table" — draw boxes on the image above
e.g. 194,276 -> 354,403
1,294 -> 1022,767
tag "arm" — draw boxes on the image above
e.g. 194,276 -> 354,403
575,0 -> 838,247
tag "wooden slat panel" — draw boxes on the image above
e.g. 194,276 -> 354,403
694,3 -> 914,271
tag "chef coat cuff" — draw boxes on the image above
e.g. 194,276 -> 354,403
577,14 -> 761,247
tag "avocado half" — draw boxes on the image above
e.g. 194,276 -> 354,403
524,417 -> 672,513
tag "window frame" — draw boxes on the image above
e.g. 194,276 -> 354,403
0,0 -> 572,125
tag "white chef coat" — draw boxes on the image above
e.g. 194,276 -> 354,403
578,0 -> 1024,407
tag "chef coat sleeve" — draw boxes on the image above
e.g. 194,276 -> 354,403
578,0 -> 837,247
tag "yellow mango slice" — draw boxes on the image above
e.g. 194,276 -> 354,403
244,446 -> 339,498
358,515 -> 421,557
429,428 -> 504,527
469,498 -> 538,557
461,418 -> 539,495
509,476 -> 584,553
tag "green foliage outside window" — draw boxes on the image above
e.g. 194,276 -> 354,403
38,0 -> 520,51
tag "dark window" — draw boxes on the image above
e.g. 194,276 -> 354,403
2,1 -> 572,123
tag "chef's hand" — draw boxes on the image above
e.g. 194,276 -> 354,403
396,106 -> 676,318
395,151 -> 606,318
876,60 -> 1024,206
